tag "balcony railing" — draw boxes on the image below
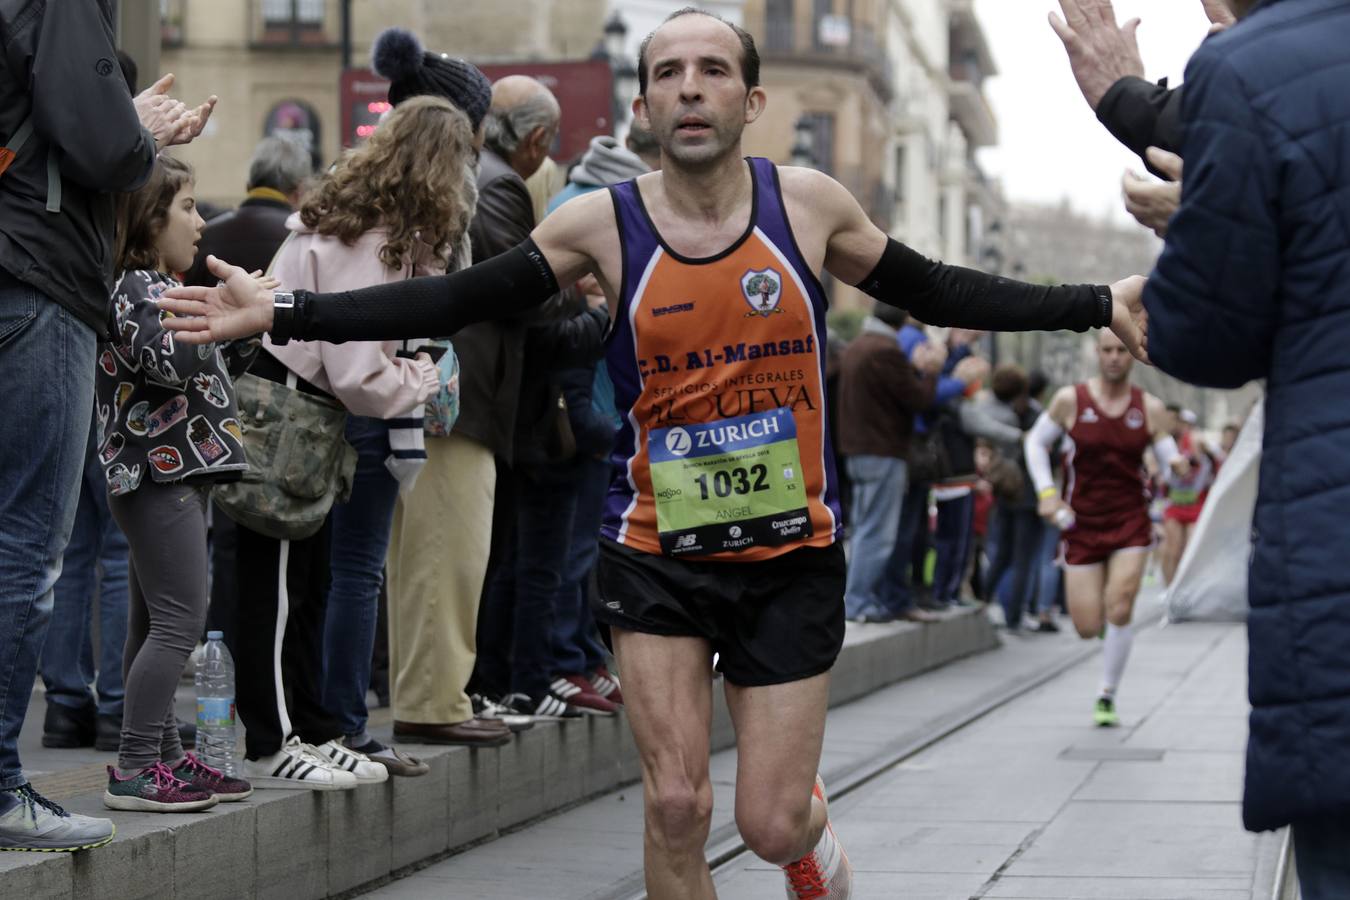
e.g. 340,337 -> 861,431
757,12 -> 892,103
251,0 -> 336,48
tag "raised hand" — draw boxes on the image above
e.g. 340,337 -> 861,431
1201,0 -> 1237,32
1048,0 -> 1145,111
168,95 -> 218,146
1109,275 -> 1149,363
1123,148 -> 1184,237
158,256 -> 275,344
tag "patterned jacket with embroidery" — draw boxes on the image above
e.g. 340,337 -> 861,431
94,270 -> 260,496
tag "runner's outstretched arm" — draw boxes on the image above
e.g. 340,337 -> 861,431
156,191 -> 603,344
1026,386 -> 1076,521
807,170 -> 1149,359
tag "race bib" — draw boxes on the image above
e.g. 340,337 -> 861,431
648,408 -> 813,556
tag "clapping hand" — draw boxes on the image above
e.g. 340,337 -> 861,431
1049,0 -> 1145,112
133,74 -> 218,150
1108,275 -> 1150,363
1123,149 -> 1184,237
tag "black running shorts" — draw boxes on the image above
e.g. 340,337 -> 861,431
593,538 -> 847,687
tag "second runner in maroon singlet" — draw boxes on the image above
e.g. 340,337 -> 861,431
1061,383 -> 1154,566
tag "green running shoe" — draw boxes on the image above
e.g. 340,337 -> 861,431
1094,696 -> 1120,727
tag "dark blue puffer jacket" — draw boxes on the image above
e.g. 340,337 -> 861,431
1143,0 -> 1350,832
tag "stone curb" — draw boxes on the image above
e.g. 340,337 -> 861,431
0,609 -> 998,900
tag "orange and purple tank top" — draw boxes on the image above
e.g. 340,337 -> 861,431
601,158 -> 843,561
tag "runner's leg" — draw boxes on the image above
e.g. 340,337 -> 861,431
724,672 -> 830,866
1161,518 -> 1185,584
1063,563 -> 1107,639
612,629 -> 717,900
1099,547 -> 1149,700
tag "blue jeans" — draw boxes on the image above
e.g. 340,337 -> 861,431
878,477 -> 929,614
40,424 -> 129,717
1033,524 -> 1062,616
1294,817 -> 1350,899
477,467 -> 579,702
322,417 -> 401,738
932,493 -> 975,605
0,284 -> 96,789
551,457 -> 609,676
987,506 -> 1045,629
843,455 -> 907,619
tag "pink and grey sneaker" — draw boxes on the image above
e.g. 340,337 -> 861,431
103,762 -> 218,813
782,775 -> 852,899
550,675 -> 619,716
589,666 -> 624,706
172,753 -> 253,802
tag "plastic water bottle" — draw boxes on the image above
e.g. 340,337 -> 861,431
1054,507 -> 1077,531
195,631 -> 238,776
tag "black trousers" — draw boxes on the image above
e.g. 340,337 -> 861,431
227,518 -> 341,759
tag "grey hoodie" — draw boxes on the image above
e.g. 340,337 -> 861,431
568,136 -> 649,188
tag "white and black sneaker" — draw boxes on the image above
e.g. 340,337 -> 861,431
314,739 -> 389,784
471,694 -> 536,732
243,736 -> 359,791
502,691 -> 583,721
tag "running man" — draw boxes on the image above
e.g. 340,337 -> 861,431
1159,407 -> 1211,585
1024,331 -> 1182,728
159,10 -> 1146,897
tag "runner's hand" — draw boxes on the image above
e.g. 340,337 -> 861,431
1049,0 -> 1144,111
1169,456 -> 1191,477
158,255 -> 275,343
1109,275 -> 1149,363
1038,494 -> 1072,523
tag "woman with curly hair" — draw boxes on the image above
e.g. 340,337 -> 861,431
227,91 -> 483,789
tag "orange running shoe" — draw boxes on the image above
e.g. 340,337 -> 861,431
781,775 -> 852,898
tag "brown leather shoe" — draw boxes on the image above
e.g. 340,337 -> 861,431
393,717 -> 512,747
899,608 -> 941,624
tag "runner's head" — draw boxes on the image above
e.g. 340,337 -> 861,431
635,8 -> 766,170
1096,329 -> 1133,384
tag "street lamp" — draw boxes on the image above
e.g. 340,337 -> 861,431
604,11 -> 627,60
791,116 -> 816,167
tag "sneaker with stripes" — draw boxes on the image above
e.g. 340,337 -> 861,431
242,736 -> 359,791
782,775 -> 852,899
471,694 -> 536,732
503,690 -> 583,721
589,666 -> 624,706
314,739 -> 388,784
550,675 -> 619,716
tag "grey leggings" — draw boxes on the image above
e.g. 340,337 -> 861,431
108,481 -> 209,770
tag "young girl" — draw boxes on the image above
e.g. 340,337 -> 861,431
98,154 -> 256,811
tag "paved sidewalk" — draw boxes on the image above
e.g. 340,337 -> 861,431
365,614 -> 1275,900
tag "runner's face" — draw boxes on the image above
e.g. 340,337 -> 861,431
637,17 -> 764,169
1096,333 -> 1133,383
158,182 -> 205,275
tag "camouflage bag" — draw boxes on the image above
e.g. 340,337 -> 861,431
213,372 -> 356,540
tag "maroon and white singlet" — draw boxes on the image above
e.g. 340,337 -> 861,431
1061,383 -> 1154,566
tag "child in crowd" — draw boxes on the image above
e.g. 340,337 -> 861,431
98,154 -> 258,811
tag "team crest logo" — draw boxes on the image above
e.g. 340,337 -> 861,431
1125,408 -> 1145,430
741,268 -> 784,318
1079,407 -> 1099,424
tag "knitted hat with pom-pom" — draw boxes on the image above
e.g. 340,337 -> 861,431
372,28 -> 492,130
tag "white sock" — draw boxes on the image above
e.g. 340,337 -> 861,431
1100,622 -> 1134,698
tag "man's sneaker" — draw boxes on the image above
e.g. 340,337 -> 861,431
472,694 -> 535,732
550,676 -> 619,717
0,784 -> 115,851
782,775 -> 852,898
171,753 -> 253,802
313,739 -> 388,784
503,691 -> 583,721
104,762 -> 218,813
1094,696 -> 1120,728
242,736 -> 359,791
589,666 -> 624,706
345,738 -> 429,777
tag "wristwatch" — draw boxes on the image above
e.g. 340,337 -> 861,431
270,290 -> 297,345
1093,284 -> 1113,328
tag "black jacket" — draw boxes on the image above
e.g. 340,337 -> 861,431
1097,76 -> 1183,180
0,0 -> 157,334
455,149 -> 538,461
183,195 -> 293,288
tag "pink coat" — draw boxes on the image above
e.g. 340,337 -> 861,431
264,212 -> 440,418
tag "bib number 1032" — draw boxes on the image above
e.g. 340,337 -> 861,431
694,464 -> 769,500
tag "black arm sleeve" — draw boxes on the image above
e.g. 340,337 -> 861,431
1096,77 -> 1185,179
290,238 -> 560,343
856,238 -> 1111,333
